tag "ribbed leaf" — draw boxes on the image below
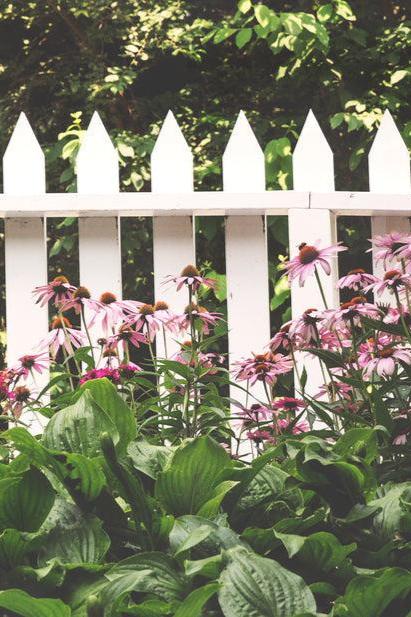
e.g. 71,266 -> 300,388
369,482 -> 411,541
275,531 -> 356,573
174,583 -> 220,617
0,528 -> 31,568
79,378 -> 136,453
0,589 -> 70,617
0,467 -> 55,532
43,390 -> 119,458
218,547 -> 316,616
105,552 -> 189,602
155,436 -> 231,516
127,441 -> 173,479
39,516 -> 110,565
334,567 -> 411,617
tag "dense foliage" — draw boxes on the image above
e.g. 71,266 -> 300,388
1,232 -> 411,614
0,0 -> 409,351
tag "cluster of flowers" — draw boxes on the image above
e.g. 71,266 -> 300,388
233,233 -> 411,445
0,265 -> 221,418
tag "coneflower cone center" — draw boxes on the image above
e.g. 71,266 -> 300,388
348,268 -> 365,275
181,264 -> 199,277
384,269 -> 401,280
298,244 -> 319,264
379,348 -> 394,358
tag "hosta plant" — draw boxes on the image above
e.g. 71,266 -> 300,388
1,231 -> 411,614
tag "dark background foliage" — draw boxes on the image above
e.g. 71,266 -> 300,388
0,0 -> 409,360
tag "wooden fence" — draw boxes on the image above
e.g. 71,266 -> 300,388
1,109 -> 410,406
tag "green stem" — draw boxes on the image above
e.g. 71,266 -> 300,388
314,266 -> 328,310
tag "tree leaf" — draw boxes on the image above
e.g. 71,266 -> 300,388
218,546 -> 317,616
235,28 -> 252,49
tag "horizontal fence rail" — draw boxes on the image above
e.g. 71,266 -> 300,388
1,108 -> 410,410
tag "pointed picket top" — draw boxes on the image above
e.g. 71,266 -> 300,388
151,110 -> 193,193
369,109 -> 410,193
223,110 -> 265,192
293,109 -> 334,191
76,112 -> 119,193
3,112 -> 45,194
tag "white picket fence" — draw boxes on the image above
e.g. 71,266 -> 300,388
1,108 -> 410,406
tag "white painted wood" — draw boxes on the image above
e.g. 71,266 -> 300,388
3,113 -> 48,432
224,112 -> 269,456
151,111 -> 195,356
290,110 -> 338,400
369,110 -> 410,295
293,110 -> 334,192
76,112 -> 122,349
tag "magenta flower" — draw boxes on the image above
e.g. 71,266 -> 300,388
283,241 -> 346,287
278,417 -> 310,435
233,352 -> 292,386
14,353 -> 48,377
269,323 -> 293,352
126,304 -> 166,341
163,264 -> 216,292
246,429 -> 276,444
80,367 -> 121,385
358,336 -> 411,379
288,309 -> 323,347
106,324 -> 147,351
364,269 -> 411,296
38,316 -> 86,357
33,276 -> 76,308
118,362 -> 142,379
324,297 -> 380,328
337,268 -> 377,291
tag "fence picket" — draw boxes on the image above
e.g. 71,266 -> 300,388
289,110 -> 338,397
3,113 -> 48,431
76,112 -> 122,351
151,111 -> 195,356
369,110 -> 411,298
223,111 -> 270,428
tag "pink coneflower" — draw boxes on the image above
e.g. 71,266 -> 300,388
324,296 -> 380,327
358,336 -> 411,378
283,241 -> 346,287
278,417 -> 310,435
60,286 -> 102,317
14,353 -> 48,377
7,385 -> 31,419
315,376 -> 352,400
369,232 -> 411,267
163,264 -> 216,292
38,316 -> 86,357
33,275 -> 76,308
288,309 -> 323,346
269,323 -> 293,352
337,268 -> 377,291
126,304 -> 165,341
233,352 -> 292,386
176,304 -> 221,335
272,397 -> 305,412
172,342 -> 224,373
88,292 -> 124,334
236,403 -> 273,428
246,429 -> 275,444
365,269 -> 411,297
106,324 -> 147,351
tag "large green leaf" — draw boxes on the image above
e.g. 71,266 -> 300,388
0,467 -> 55,532
105,552 -> 189,603
274,531 -> 356,573
0,528 -> 32,569
174,582 -> 220,617
369,483 -> 411,541
334,567 -> 411,617
39,516 -> 110,565
127,441 -> 173,479
79,378 -> 136,453
0,589 -> 70,617
43,390 -> 119,458
218,547 -> 316,616
170,515 -> 244,558
155,436 -> 232,516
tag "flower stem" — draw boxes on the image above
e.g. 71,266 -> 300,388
314,267 -> 328,310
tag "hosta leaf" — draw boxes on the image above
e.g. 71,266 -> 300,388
0,528 -> 32,568
218,546 -> 316,616
127,441 -> 173,479
43,390 -> 119,458
334,567 -> 411,617
369,482 -> 411,540
274,531 -> 356,573
105,552 -> 189,602
64,452 -> 106,501
39,516 -> 110,565
0,467 -> 55,532
79,378 -> 136,453
184,555 -> 223,579
170,516 -> 244,557
155,436 -> 231,516
0,589 -> 70,617
174,582 -> 220,617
